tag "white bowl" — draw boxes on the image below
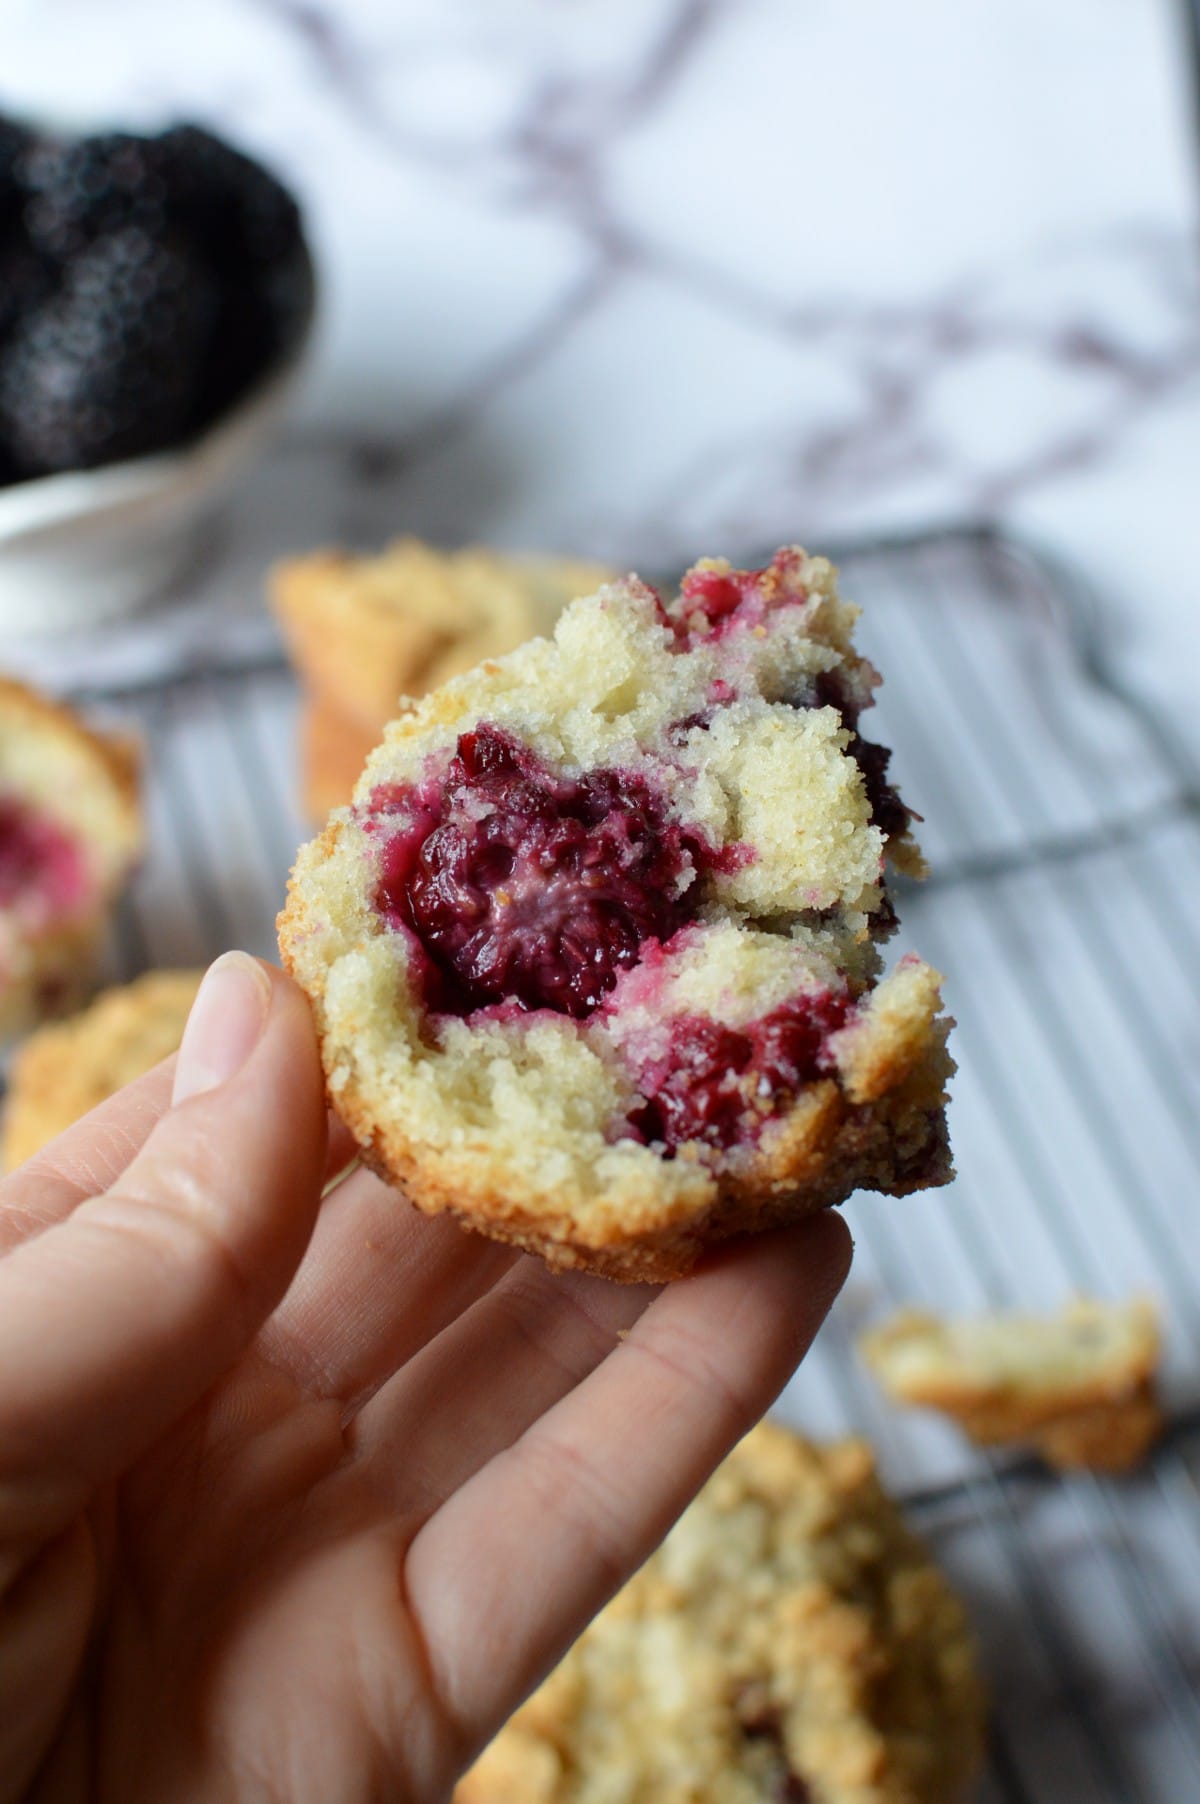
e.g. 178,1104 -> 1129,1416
0,250 -> 316,637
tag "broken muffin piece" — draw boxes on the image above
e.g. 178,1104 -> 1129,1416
860,1297 -> 1163,1473
279,548 -> 953,1281
455,1421 -> 987,1804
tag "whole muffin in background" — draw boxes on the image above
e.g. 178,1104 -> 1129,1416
299,692 -> 381,824
3,968 -> 201,1169
456,1421 -> 987,1804
0,677 -> 141,1040
272,540 -> 614,817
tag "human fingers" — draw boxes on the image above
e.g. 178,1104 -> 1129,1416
407,1213 -> 852,1750
322,1112 -> 360,1189
0,1062 -> 348,1258
0,955 -> 327,1552
0,1059 -> 176,1255
0,1518 -> 94,1801
351,1258 -> 656,1510
261,1170 -> 519,1409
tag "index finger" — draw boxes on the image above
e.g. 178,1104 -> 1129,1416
1,1060 -> 358,1258
406,1212 -> 853,1749
0,1058 -> 176,1256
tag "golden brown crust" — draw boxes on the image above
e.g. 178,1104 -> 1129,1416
271,541 -> 613,732
0,918 -> 107,1044
1031,1383 -> 1163,1473
455,1421 -> 987,1804
3,969 -> 201,1168
860,1299 -> 1163,1474
350,1080 -> 949,1284
300,694 -> 381,820
0,675 -> 142,822
273,546 -> 445,731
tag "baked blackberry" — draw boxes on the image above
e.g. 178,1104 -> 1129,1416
18,131 -> 171,261
280,549 -> 954,1282
0,226 -> 217,475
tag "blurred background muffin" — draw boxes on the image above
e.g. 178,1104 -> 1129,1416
0,676 -> 140,1038
2,967 -> 200,1167
271,541 -> 613,815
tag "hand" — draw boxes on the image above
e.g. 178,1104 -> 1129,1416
0,953 -> 851,1803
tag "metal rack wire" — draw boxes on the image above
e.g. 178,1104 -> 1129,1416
63,526 -> 1200,1802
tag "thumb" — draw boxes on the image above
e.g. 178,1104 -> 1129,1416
0,955 -> 327,1551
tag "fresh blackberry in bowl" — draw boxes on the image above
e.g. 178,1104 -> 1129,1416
0,240 -> 55,349
0,117 -> 33,225
158,124 -> 303,271
18,131 -> 170,261
157,123 -> 310,413
0,226 -> 218,475
0,117 -> 30,178
0,115 -> 307,486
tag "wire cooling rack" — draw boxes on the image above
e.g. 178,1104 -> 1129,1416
64,526 -> 1200,1803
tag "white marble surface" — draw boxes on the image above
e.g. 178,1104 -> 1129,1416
1,0 -> 1198,737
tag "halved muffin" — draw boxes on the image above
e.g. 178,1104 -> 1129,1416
0,678 -> 141,1040
279,549 -> 953,1281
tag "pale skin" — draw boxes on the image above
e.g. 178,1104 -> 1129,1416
0,953 -> 852,1802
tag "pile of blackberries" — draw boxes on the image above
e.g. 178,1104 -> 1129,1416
0,118 -> 309,485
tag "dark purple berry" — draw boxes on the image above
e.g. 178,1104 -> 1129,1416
0,226 -> 217,475
627,992 -> 848,1154
0,117 -> 34,231
19,131 -> 171,260
851,736 -> 912,841
813,671 -> 912,842
0,118 -> 30,181
0,239 -> 56,348
154,123 -> 308,413
373,725 -> 714,1019
157,124 -> 302,269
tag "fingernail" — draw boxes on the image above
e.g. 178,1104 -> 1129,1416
173,952 -> 273,1104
